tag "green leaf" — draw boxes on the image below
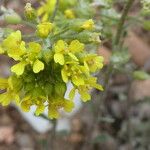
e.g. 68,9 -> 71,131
143,21 -> 150,31
133,70 -> 150,80
33,59 -> 44,73
92,133 -> 111,144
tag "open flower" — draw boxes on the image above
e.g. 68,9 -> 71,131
2,31 -> 26,61
11,42 -> 44,75
48,98 -> 74,119
70,77 -> 103,102
54,40 -> 84,65
82,54 -> 104,73
61,63 -> 88,86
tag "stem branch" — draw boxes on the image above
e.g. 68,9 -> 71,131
100,0 -> 135,104
114,0 -> 135,46
21,20 -> 36,28
50,0 -> 59,22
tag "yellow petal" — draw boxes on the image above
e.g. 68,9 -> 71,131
14,94 -> 20,105
33,59 -> 44,73
61,68 -> 68,83
64,100 -> 74,112
0,46 -> 4,54
0,78 -> 8,89
69,40 -> 84,53
68,53 -> 78,61
0,93 -> 11,106
35,104 -> 45,116
72,76 -> 84,86
54,53 -> 64,65
82,19 -> 95,30
48,107 -> 59,119
55,40 -> 66,53
80,92 -> 91,102
69,88 -> 76,100
11,61 -> 27,76
21,100 -> 32,112
92,84 -> 104,91
28,42 -> 41,53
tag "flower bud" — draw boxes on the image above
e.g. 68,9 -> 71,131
24,3 -> 36,21
77,31 -> 101,44
37,22 -> 53,38
81,19 -> 95,30
64,9 -> 75,19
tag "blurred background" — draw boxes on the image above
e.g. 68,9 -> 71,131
0,0 -> 150,150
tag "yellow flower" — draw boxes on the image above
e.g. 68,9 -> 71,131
48,98 -> 74,119
61,63 -> 89,86
82,54 -> 104,73
82,19 -> 95,30
11,61 -> 27,76
70,77 -> 103,102
21,97 -> 33,112
35,101 -> 45,116
21,96 -> 45,115
0,91 -> 20,106
64,9 -> 75,19
54,40 -> 84,65
11,42 -> 44,75
2,31 -> 26,61
37,22 -> 53,38
37,0 -> 56,22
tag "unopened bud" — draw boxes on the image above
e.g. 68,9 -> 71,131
37,22 -> 53,38
24,3 -> 36,21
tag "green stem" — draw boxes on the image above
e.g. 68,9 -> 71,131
96,0 -> 135,146
50,0 -> 60,22
49,120 -> 57,150
39,114 -> 57,150
101,0 -> 135,100
21,20 -> 36,28
50,27 -> 69,39
22,34 -> 36,39
114,0 -> 135,47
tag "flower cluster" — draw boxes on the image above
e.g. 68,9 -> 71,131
0,0 -> 104,119
37,0 -> 77,21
